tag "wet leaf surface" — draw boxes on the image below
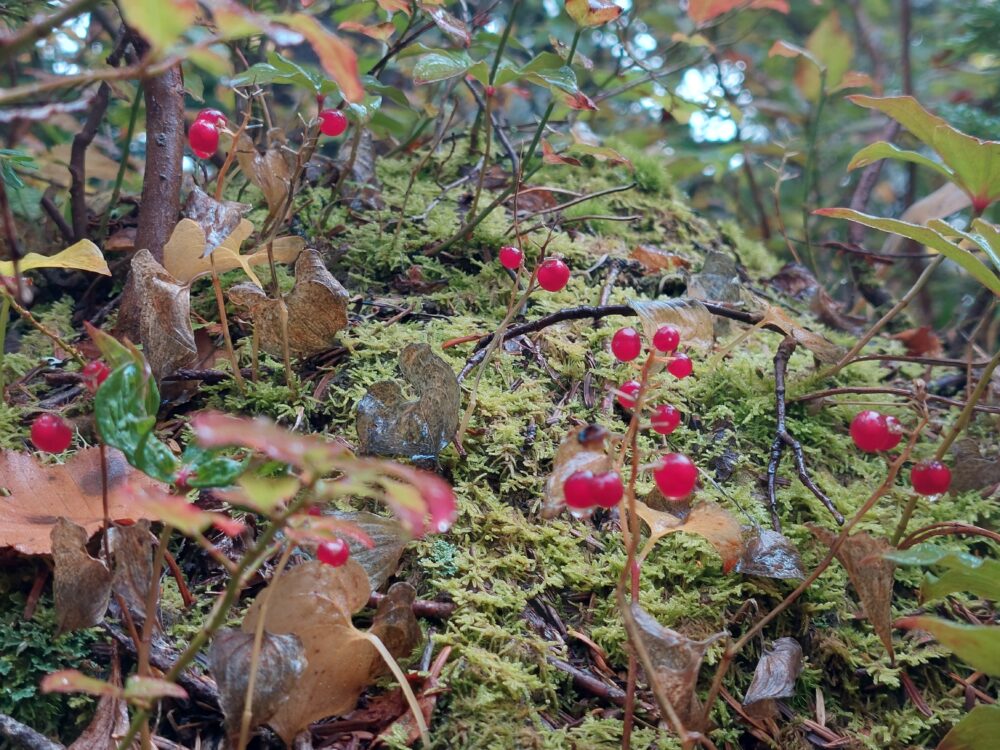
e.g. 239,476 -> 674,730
128,249 -> 198,381
541,424 -> 613,518
208,628 -> 307,736
356,343 -> 460,460
229,249 -> 349,358
51,518 -> 111,634
419,4 -> 469,45
241,560 -> 421,743
742,637 -> 803,717
810,526 -> 895,658
637,497 -> 744,573
0,448 -> 161,555
735,527 -> 806,580
622,602 -> 725,729
181,186 -> 248,255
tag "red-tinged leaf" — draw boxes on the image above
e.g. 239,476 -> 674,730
768,39 -> 811,61
131,487 -> 215,536
378,464 -> 457,535
689,0 -> 788,25
896,616 -> 1000,676
565,0 -> 623,28
338,21 -> 397,42
542,140 -> 583,166
832,70 -> 875,93
564,91 -> 598,110
277,14 -> 364,102
420,4 -> 470,46
123,676 -> 189,702
42,671 -> 121,698
378,0 -> 412,14
890,326 -> 943,357
190,412 -> 348,477
212,516 -> 246,538
285,515 -> 376,549
568,143 -> 634,169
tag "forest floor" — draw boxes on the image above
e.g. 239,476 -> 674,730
1,145 -> 997,750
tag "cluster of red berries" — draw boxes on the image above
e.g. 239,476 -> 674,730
28,359 -> 110,453
498,246 -> 571,292
564,469 -> 624,514
317,538 -> 350,567
188,108 -> 227,159
849,409 -> 951,496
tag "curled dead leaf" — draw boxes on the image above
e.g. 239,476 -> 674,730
51,518 -> 111,634
735,527 -> 805,580
107,520 -> 157,629
356,343 -> 460,461
636,498 -> 743,573
229,249 -> 349,358
235,131 -> 293,215
742,637 -> 803,718
182,186 -> 249,255
749,299 -> 845,364
630,245 -> 691,274
541,424 -> 613,518
809,526 -> 895,658
128,249 -> 198,381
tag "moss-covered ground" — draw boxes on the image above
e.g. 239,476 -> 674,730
3,146 -> 997,749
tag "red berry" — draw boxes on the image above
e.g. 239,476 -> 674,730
653,453 -> 698,499
651,404 -> 681,435
910,460 -> 952,496
850,410 -> 889,453
653,325 -> 680,353
593,471 -> 624,509
485,85 -> 496,97
317,538 -> 350,567
30,414 -> 72,453
195,108 -> 226,127
667,353 -> 693,379
617,380 -> 642,409
499,245 -> 523,270
319,108 -> 348,137
881,415 -> 903,451
81,360 -> 110,393
536,258 -> 570,292
188,119 -> 219,159
564,470 -> 597,509
611,327 -> 642,362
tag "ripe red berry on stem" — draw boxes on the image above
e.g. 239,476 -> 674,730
653,325 -> 680,353
881,415 -> 903,451
30,414 -> 72,453
850,410 -> 889,452
911,460 -> 951,496
188,119 -> 219,159
195,108 -> 226,127
499,245 -> 523,270
611,327 -> 642,361
536,258 -> 570,292
617,379 -> 641,409
319,108 -> 348,137
594,472 -> 623,508
485,85 -> 496,97
317,538 -> 350,567
564,470 -> 597,509
651,404 -> 681,435
667,353 -> 693,379
653,453 -> 698,499
81,360 -> 110,393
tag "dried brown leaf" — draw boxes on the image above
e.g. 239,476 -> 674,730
129,249 -> 198,381
356,343 -> 460,460
890,326 -> 944,357
629,298 -> 715,353
242,560 -> 420,743
162,218 -> 304,287
419,4 -> 469,45
67,654 -> 132,750
636,498 -> 743,572
208,628 -> 307,735
629,245 -> 691,274
51,518 -> 111,634
0,448 -> 163,556
541,425 -> 613,518
622,602 -> 725,729
809,526 -> 895,658
541,140 -> 583,167
753,302 -> 845,363
329,511 -> 409,591
735,527 -> 805,580
235,131 -> 293,214
182,186 -> 249,255
107,521 -> 156,629
687,250 -> 745,305
742,637 -> 802,719
229,249 -> 349,359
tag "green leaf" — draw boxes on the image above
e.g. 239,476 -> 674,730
847,141 -> 954,182
896,616 -> 1000,676
938,704 -> 1000,750
346,94 -> 383,123
178,445 -> 246,489
412,51 -> 474,84
813,208 -> 1000,296
969,219 -> 1000,275
848,95 -> 1000,211
123,676 -> 188,702
887,544 -> 1000,602
565,0 -> 623,27
795,11 -> 853,99
118,0 -> 196,52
